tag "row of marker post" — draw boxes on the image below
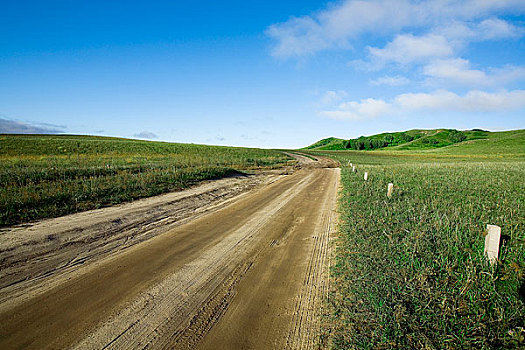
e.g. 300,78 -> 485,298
349,162 -> 501,265
350,162 -> 393,198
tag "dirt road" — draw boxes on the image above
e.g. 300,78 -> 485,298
0,154 -> 339,349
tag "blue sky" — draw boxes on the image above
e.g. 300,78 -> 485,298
1,0 -> 524,148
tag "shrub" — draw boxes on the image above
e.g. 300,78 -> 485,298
449,129 -> 467,143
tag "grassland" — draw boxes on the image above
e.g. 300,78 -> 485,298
313,139 -> 525,348
305,129 -> 524,152
413,130 -> 525,157
0,134 -> 291,226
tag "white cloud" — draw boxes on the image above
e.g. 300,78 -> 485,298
396,89 -> 525,112
321,97 -> 393,120
368,34 -> 454,64
435,21 -> 475,40
267,0 -> 525,58
266,0 -> 415,57
395,90 -> 459,110
437,18 -> 523,41
363,17 -> 523,68
476,18 -> 524,39
424,58 -> 525,86
134,131 -> 158,139
321,90 -> 348,105
265,16 -> 331,58
490,66 -> 525,85
424,58 -> 486,85
321,89 -> 525,119
422,0 -> 525,22
370,75 -> 410,86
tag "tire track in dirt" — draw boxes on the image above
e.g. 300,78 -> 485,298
72,171 -> 317,349
0,155 -> 339,350
0,172 -> 284,312
197,167 -> 339,350
285,168 -> 340,349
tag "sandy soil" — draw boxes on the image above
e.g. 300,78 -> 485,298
0,153 -> 339,349
0,170 -> 287,311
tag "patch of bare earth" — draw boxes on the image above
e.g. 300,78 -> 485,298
0,155 -> 339,349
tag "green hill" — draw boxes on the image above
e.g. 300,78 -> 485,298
305,129 -> 436,150
305,129 -> 524,156
419,129 -> 525,156
303,137 -> 346,150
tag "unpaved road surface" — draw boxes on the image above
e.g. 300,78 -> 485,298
0,154 -> 339,349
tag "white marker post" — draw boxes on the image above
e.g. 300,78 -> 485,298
352,165 -> 356,173
387,183 -> 394,198
484,224 -> 501,265
364,172 -> 368,181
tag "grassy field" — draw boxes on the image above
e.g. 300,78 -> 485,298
410,130 -> 525,157
314,141 -> 525,348
305,129 -> 524,153
0,134 -> 291,226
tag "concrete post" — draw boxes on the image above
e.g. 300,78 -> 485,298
484,224 -> 501,265
387,183 -> 393,198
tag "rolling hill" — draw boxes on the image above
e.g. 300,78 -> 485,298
305,129 -> 525,156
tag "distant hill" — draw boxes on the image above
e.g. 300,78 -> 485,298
422,129 -> 525,156
304,137 -> 346,150
304,129 -> 525,155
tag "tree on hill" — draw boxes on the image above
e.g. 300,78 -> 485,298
341,131 -> 428,151
449,130 -> 467,143
399,132 -> 414,142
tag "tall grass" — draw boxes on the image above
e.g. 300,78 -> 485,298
0,135 -> 291,226
316,151 -> 525,349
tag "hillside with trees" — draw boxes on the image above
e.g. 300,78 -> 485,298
305,129 -> 491,151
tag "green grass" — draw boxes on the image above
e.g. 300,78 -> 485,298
304,137 -> 347,150
305,129 -> 524,152
0,134 -> 291,226
417,130 -> 525,157
304,129 -> 435,150
312,150 -> 525,349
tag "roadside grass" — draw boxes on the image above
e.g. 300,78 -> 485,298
315,151 -> 525,349
0,134 -> 291,226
